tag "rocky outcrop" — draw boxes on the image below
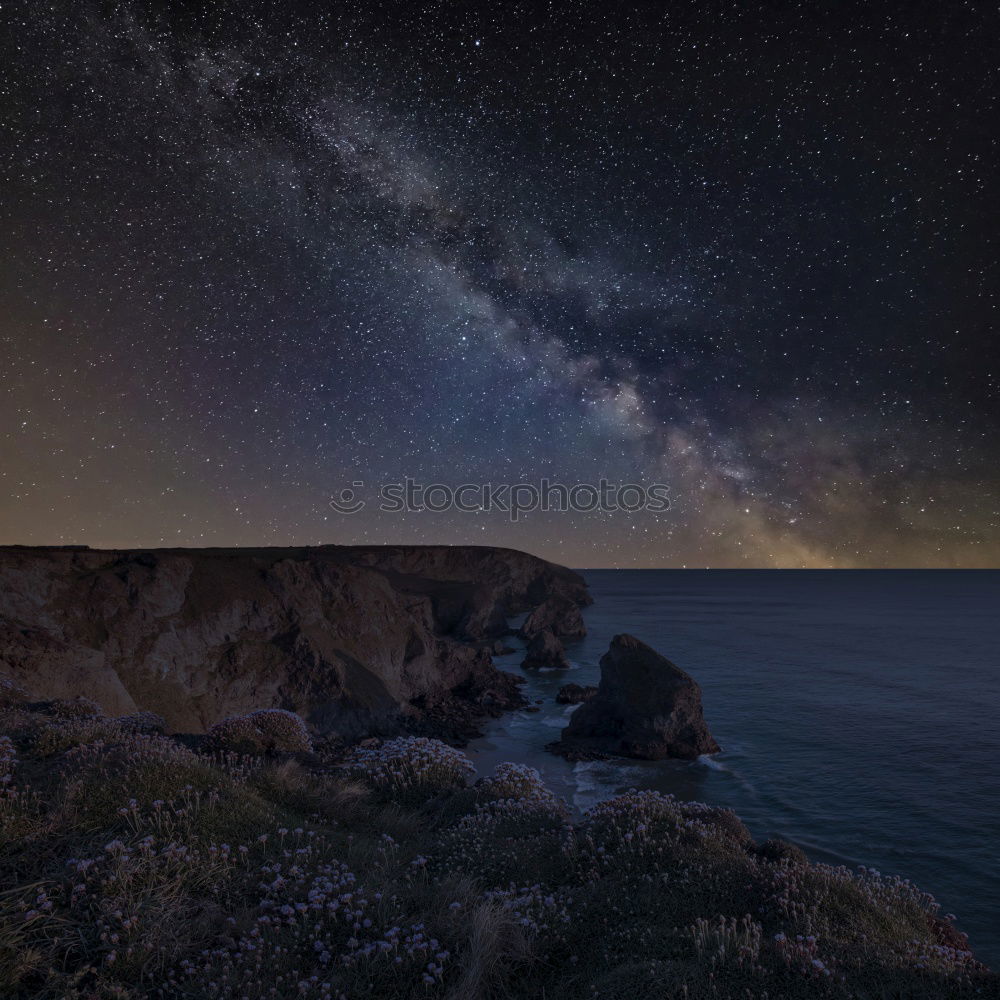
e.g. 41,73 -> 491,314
518,595 -> 586,640
521,630 -> 569,670
0,544 -> 589,741
550,634 -> 719,760
555,682 -> 597,704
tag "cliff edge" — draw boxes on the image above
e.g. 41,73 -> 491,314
0,544 -> 590,740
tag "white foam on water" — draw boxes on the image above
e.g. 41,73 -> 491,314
569,758 -> 659,811
571,761 -> 608,811
699,753 -> 759,797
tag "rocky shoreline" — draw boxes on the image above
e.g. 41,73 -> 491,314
0,544 -> 589,744
0,544 -> 724,761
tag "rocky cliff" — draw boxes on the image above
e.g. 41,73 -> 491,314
0,544 -> 590,740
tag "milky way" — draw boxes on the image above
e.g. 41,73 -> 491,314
1,3 -> 997,566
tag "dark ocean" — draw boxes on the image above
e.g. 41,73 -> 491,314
466,570 -> 1000,967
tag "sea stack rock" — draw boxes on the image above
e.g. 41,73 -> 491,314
521,629 -> 570,669
556,682 -> 598,704
518,595 -> 586,640
553,634 -> 720,760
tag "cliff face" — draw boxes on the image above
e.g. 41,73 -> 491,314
0,544 -> 590,739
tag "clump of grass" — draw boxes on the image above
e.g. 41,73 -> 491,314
207,708 -> 313,754
0,735 -> 46,848
476,762 -> 558,806
344,736 -> 475,805
30,716 -> 125,757
0,676 -> 29,709
0,703 -> 995,1000
117,711 -> 168,734
689,914 -> 763,969
441,896 -> 534,1000
45,697 -> 104,720
0,736 -> 15,785
435,795 -> 572,887
757,837 -> 809,865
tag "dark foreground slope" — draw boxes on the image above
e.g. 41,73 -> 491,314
0,708 -> 994,1000
0,544 -> 589,739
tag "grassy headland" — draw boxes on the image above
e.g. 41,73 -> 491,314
1,694 -> 995,999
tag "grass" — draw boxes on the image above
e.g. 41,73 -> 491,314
0,702 -> 996,999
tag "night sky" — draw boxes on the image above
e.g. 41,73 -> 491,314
1,2 -> 997,567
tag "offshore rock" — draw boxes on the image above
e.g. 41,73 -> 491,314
555,682 -> 598,704
521,629 -> 570,670
0,544 -> 589,741
551,634 -> 719,760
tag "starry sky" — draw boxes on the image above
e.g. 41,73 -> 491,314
1,1 -> 997,567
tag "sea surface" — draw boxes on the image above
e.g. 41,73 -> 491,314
466,570 -> 1000,966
